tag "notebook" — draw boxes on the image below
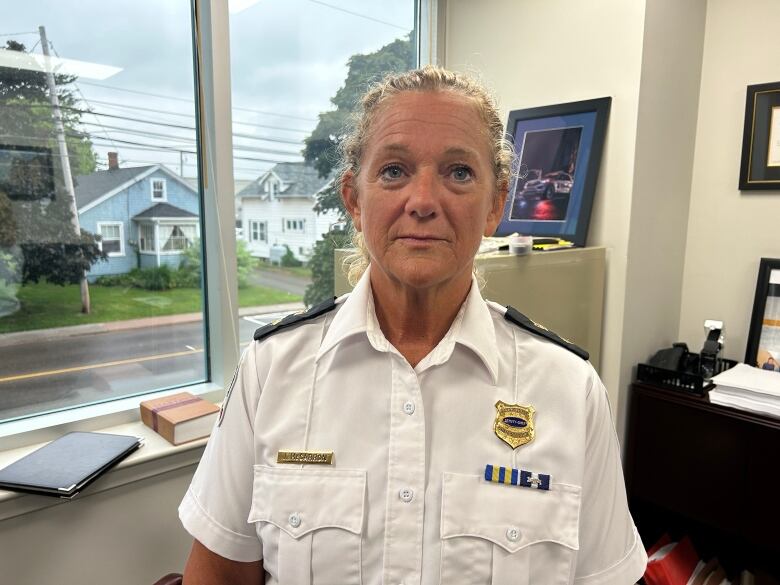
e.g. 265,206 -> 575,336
0,431 -> 143,498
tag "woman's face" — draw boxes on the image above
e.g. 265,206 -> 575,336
342,91 -> 507,292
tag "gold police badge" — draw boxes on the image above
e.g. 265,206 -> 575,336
494,401 -> 535,449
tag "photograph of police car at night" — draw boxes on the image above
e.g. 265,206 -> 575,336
509,126 -> 581,221
517,169 -> 574,200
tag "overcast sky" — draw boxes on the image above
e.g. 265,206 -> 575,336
2,0 -> 416,179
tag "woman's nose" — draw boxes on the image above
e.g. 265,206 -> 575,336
404,170 -> 441,219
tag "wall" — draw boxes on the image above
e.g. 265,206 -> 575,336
444,0 -> 646,411
617,0 -> 707,435
0,465 -> 196,585
678,0 -> 780,357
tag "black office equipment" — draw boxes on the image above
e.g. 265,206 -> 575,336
0,431 -> 142,498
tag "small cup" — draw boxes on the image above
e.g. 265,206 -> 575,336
508,235 -> 533,256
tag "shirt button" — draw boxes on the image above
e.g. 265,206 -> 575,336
403,401 -> 415,415
288,513 -> 301,528
506,527 -> 520,542
399,487 -> 414,503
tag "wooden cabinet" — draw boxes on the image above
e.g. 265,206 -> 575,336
625,383 -> 780,576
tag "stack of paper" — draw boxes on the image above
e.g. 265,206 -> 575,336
709,363 -> 780,418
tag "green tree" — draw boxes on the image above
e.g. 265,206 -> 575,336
183,238 -> 254,289
302,34 -> 415,306
0,40 -> 103,309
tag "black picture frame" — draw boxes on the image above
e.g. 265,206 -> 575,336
745,258 -> 780,371
739,81 -> 780,191
497,97 -> 611,246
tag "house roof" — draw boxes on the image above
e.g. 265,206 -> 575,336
75,164 -> 198,214
237,162 -> 333,199
74,166 -> 155,209
132,202 -> 198,220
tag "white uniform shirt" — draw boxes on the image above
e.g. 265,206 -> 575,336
179,268 -> 647,585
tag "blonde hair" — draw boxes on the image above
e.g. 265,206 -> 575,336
340,66 -> 514,286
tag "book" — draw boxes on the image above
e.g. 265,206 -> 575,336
644,535 -> 701,585
0,431 -> 142,498
140,392 -> 219,445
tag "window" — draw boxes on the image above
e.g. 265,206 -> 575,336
0,1 -> 424,428
161,224 -> 197,252
284,219 -> 305,233
229,1 -> 419,303
139,224 -> 156,252
151,178 -> 167,201
250,220 -> 267,243
0,1 -> 208,423
97,222 -> 124,256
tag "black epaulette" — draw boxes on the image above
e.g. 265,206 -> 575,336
253,297 -> 337,341
504,306 -> 589,361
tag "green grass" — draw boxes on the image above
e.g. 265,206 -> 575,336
0,282 -> 301,334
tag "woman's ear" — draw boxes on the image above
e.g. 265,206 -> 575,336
341,171 -> 362,232
484,186 -> 508,236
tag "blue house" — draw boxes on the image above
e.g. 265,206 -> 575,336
75,160 -> 200,280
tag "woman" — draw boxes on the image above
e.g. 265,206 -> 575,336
179,67 -> 647,584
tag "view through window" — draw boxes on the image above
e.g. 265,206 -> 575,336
0,1 -> 207,421
0,0 -> 421,423
228,0 -> 419,341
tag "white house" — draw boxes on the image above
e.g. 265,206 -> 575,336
237,162 -> 340,262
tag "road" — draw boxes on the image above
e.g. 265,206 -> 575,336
249,268 -> 311,296
0,310 -> 294,421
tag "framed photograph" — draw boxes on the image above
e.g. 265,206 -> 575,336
739,81 -> 780,190
0,144 -> 55,201
745,258 -> 780,372
496,97 -> 611,246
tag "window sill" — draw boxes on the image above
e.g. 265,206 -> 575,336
0,383 -> 222,521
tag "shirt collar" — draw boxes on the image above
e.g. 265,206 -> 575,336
315,267 -> 500,384
315,267 -> 374,361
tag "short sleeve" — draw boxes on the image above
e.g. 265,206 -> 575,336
574,374 -> 647,584
178,344 -> 263,562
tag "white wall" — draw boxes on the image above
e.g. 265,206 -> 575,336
617,0 -> 707,435
678,0 -> 780,358
0,465 -> 196,585
444,0 -> 647,412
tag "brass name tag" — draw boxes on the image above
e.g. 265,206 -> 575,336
277,450 -> 334,465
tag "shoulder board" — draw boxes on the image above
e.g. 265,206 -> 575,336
504,306 -> 589,361
253,297 -> 337,342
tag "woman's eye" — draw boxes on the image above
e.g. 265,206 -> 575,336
451,166 -> 473,182
380,165 -> 404,180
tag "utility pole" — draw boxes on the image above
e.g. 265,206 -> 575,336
39,25 -> 91,313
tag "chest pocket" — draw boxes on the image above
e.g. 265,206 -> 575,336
249,465 -> 366,585
440,472 -> 580,585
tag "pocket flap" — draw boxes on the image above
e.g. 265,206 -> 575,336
440,472 -> 580,554
249,465 -> 366,539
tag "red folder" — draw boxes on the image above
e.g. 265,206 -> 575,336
644,535 -> 701,585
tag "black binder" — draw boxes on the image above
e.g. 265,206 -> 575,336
0,431 -> 143,498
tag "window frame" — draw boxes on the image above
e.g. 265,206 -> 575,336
96,221 -> 125,257
249,219 -> 267,243
0,0 -> 434,454
0,0 -> 238,449
151,178 -> 168,201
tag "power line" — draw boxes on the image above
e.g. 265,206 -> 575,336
120,157 -> 271,174
78,121 -> 302,157
50,42 -> 119,151
7,102 -> 307,146
304,0 -> 409,31
83,98 -> 312,134
86,136 -> 301,165
0,31 -> 38,37
78,80 -> 318,122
